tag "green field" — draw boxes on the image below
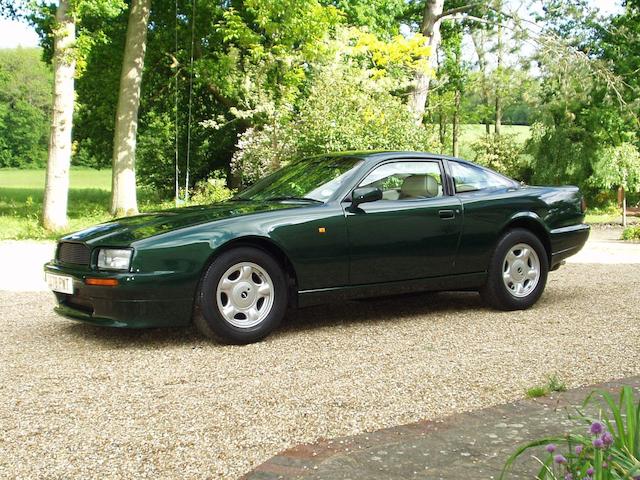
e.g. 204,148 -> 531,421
457,124 -> 531,160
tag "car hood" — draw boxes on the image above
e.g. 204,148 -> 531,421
61,201 -> 303,246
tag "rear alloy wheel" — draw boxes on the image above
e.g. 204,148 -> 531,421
194,247 -> 287,344
480,229 -> 548,311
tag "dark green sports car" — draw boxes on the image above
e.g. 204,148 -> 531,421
44,152 -> 590,343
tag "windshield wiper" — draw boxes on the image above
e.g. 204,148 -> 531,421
265,196 -> 323,203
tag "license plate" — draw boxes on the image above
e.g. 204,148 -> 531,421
45,273 -> 74,294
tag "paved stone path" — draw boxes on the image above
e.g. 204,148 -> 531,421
244,378 -> 640,479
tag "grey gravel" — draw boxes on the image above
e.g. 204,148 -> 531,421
1,234 -> 639,479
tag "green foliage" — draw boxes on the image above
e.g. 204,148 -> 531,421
470,133 -> 526,179
622,225 -> 640,241
136,111 -> 179,193
0,48 -> 52,168
320,0 -> 408,38
189,171 -> 235,205
230,60 -> 438,186
592,143 -> 640,192
502,386 -> 640,480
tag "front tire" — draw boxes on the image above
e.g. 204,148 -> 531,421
480,229 -> 548,311
194,247 -> 288,344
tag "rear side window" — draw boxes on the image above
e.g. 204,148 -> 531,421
450,162 -> 514,193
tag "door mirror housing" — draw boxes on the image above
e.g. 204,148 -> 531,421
351,187 -> 382,207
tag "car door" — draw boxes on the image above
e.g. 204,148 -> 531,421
344,159 -> 463,285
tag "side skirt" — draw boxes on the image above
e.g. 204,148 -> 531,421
297,272 -> 487,308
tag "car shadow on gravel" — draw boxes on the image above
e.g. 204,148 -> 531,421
58,290 -> 486,347
276,290 -> 485,336
59,322 -> 204,348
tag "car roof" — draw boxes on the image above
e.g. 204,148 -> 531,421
321,150 -> 464,164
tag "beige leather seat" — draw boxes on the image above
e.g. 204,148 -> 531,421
400,175 -> 439,199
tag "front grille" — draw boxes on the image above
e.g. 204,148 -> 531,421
57,242 -> 91,265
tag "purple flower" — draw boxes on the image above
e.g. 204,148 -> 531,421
546,444 -> 557,453
586,467 -> 594,476
554,454 -> 567,464
575,445 -> 583,455
565,474 -> 573,480
593,438 -> 604,449
590,421 -> 604,435
632,475 -> 640,480
602,432 -> 614,446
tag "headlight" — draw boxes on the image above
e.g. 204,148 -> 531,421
97,248 -> 132,271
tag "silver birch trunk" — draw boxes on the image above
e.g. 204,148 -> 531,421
110,0 -> 151,216
408,0 -> 445,124
42,0 -> 75,231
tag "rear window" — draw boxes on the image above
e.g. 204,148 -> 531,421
450,162 -> 514,193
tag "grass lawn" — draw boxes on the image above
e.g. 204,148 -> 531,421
457,124 -> 531,160
0,168 -> 167,240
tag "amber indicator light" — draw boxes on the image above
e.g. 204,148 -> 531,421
85,278 -> 119,286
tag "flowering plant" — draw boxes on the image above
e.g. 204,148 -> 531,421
501,386 -> 640,480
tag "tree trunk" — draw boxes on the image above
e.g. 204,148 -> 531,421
408,0 -> 445,124
42,0 -> 75,231
494,0 -> 503,135
452,89 -> 460,157
110,0 -> 151,216
438,105 -> 446,149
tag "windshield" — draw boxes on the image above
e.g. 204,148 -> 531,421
235,156 -> 364,202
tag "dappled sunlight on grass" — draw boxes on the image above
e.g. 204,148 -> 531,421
0,168 -> 173,240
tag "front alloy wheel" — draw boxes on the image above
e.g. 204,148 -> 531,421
195,247 -> 287,344
216,262 -> 274,328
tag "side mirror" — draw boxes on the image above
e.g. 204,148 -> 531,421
351,187 -> 382,207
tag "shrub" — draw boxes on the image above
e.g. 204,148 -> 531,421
189,170 -> 235,205
622,225 -> 640,241
501,386 -> 640,480
470,133 -> 525,179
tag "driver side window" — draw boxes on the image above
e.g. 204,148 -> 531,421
358,161 -> 444,201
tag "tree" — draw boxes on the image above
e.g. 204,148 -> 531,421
593,143 -> 640,226
406,1 -> 489,123
110,0 -> 151,216
32,0 -> 125,230
42,0 -> 76,231
407,0 -> 444,123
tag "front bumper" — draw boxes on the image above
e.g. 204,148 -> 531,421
549,223 -> 590,269
44,263 -> 195,328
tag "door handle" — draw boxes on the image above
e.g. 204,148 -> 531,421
438,209 -> 455,219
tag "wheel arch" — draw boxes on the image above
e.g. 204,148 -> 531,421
499,213 -> 551,265
199,235 -> 299,307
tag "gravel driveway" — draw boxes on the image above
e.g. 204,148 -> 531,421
1,228 -> 639,479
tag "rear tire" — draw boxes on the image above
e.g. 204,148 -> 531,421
480,229 -> 548,311
194,247 -> 288,344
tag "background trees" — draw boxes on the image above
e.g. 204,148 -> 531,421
0,48 -> 51,168
2,0 -> 640,234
